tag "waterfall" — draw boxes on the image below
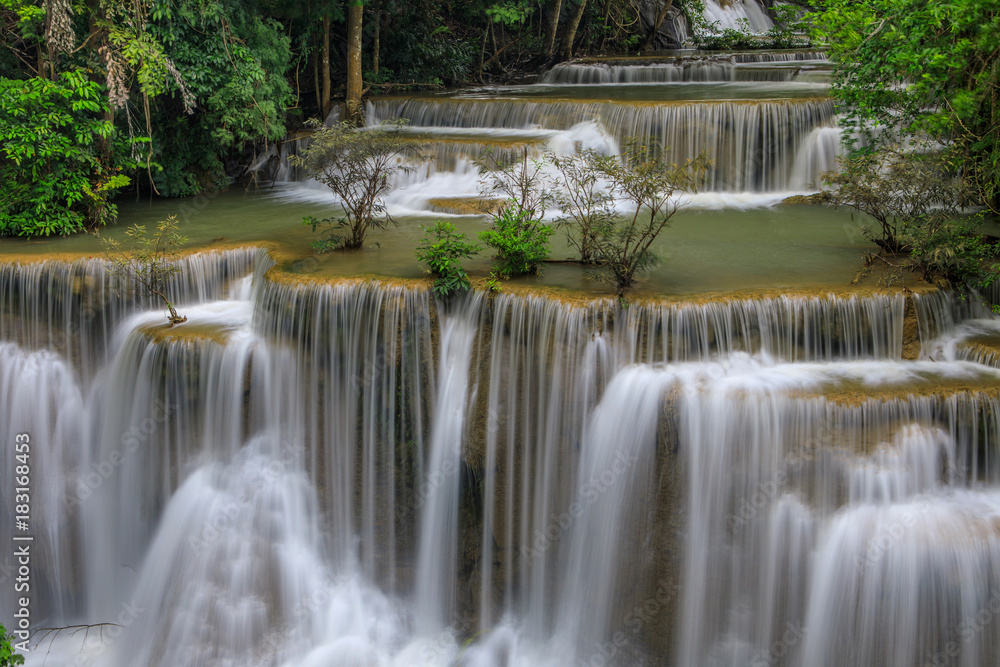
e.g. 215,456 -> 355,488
5,251 -> 1000,666
369,97 -> 836,192
674,359 -> 1000,666
789,126 -> 843,190
539,60 -> 828,85
700,0 -> 773,32
553,366 -> 676,659
414,294 -> 483,634
540,61 -> 739,84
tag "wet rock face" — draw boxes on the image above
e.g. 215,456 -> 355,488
635,0 -> 690,50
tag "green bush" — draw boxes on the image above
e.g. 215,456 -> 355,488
904,214 -> 999,291
0,623 -> 25,666
0,70 -> 140,236
480,205 -> 553,278
416,221 -> 481,297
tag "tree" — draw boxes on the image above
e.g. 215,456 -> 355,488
542,0 -> 563,57
0,70 -> 139,236
346,0 -> 364,124
291,120 -> 419,251
823,148 -> 973,254
550,149 -> 618,265
102,216 -> 189,325
589,144 -> 706,296
822,147 -> 999,292
416,221 -> 481,296
811,0 -> 1000,211
0,624 -> 25,667
558,0 -> 588,60
640,0 -> 675,52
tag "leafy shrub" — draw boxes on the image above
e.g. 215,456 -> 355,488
1,623 -> 25,666
823,149 -> 973,253
550,149 -> 618,265
480,205 -> 553,278
593,145 -> 706,296
291,121 -> 420,251
904,214 -> 999,290
687,3 -> 810,50
824,147 -> 999,292
416,221 -> 481,297
0,70 -> 140,236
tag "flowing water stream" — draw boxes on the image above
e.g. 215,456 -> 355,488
4,45 -> 1000,667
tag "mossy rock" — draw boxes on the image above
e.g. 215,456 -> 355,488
780,191 -> 833,205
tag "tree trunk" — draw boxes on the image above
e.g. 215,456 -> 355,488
312,47 -> 320,113
542,0 -> 563,57
640,0 -> 675,51
372,0 -> 381,77
320,15 -> 331,120
346,1 -> 364,125
559,0 -> 588,61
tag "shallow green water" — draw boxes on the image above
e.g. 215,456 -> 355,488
0,189 -> 874,296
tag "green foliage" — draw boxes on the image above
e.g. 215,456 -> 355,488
476,145 -> 553,279
480,205 -> 553,278
103,215 -> 189,324
485,270 -> 503,293
291,121 -> 419,251
147,1 -> 294,196
904,214 -> 999,291
416,221 -> 481,297
0,70 -> 141,236
767,4 -> 809,49
811,0 -> 999,211
0,624 -> 25,667
377,1 -> 475,85
485,0 -> 535,26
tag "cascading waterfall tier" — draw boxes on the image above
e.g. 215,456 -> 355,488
4,251 -> 1000,666
539,55 -> 830,85
368,97 -> 836,192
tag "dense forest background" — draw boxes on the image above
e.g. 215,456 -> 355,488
0,0 -> 997,242
0,0 -> 710,228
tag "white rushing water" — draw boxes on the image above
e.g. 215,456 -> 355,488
4,251 -> 1000,667
701,0 -> 773,33
263,46 -> 837,216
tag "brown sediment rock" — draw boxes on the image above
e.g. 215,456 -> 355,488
780,191 -> 832,205
140,322 -> 236,346
792,382 -> 1000,408
902,295 -> 921,360
427,198 -> 503,216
